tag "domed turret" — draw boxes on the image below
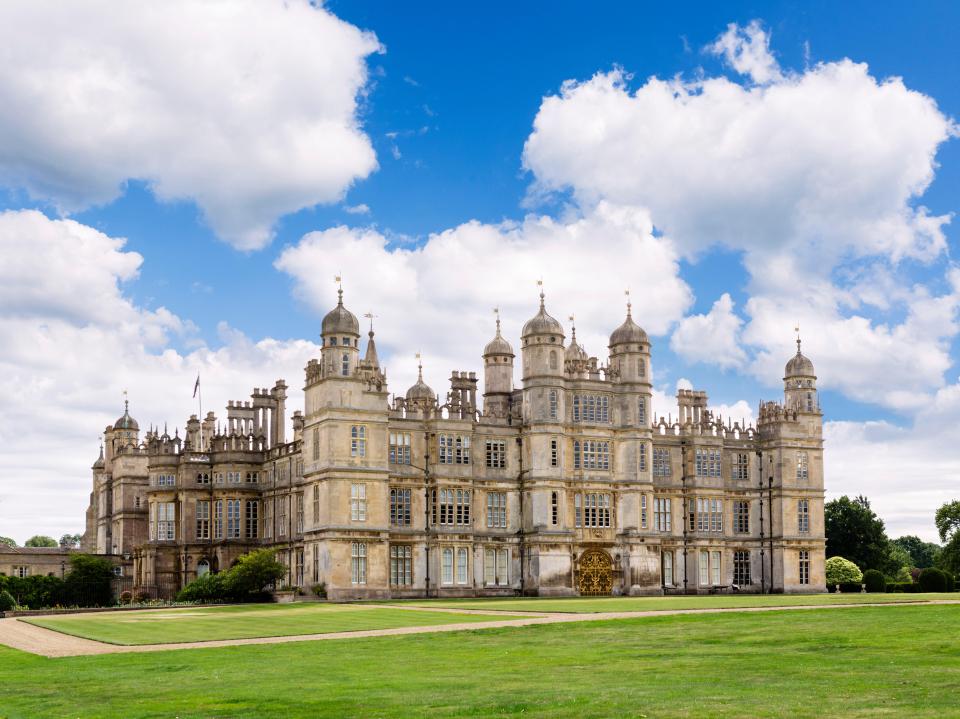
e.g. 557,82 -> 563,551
406,361 -> 436,403
784,337 -> 818,412
785,339 -> 816,378
483,312 -> 514,418
521,291 -> 564,339
609,304 -> 648,347
322,287 -> 360,337
114,399 -> 139,431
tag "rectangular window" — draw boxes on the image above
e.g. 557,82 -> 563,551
639,444 -> 647,472
196,500 -> 210,540
641,494 -> 648,529
313,483 -> 320,525
711,551 -> 721,585
485,439 -> 506,468
341,353 -> 350,376
734,500 -> 750,534
551,491 -> 558,525
155,474 -> 176,487
798,499 -> 810,534
574,493 -> 582,528
484,548 -> 510,586
245,500 -> 259,538
662,550 -> 673,586
312,544 -> 320,583
549,390 -> 558,419
434,488 -> 471,526
573,440 -> 611,470
638,397 -> 646,425
389,432 -> 411,464
351,425 -> 366,457
214,500 -> 223,539
226,499 -> 241,539
733,550 -> 751,586
296,493 -> 304,534
295,550 -> 304,586
654,497 -> 671,532
695,448 -> 722,478
441,547 -> 453,585
351,542 -> 366,585
572,394 -> 610,423
550,438 -> 558,467
733,453 -> 750,481
692,497 -> 723,533
652,448 -> 672,477
390,545 -> 413,586
278,497 -> 287,537
456,547 -> 468,585
350,483 -> 367,522
157,501 -> 175,540
227,471 -> 241,484
486,492 -> 507,528
799,550 -> 810,585
699,550 -> 709,586
390,487 -> 412,526
15,566 -> 29,578
439,434 -> 472,465
574,493 -> 611,528
312,427 -> 320,461
486,439 -> 507,469
797,451 -> 809,481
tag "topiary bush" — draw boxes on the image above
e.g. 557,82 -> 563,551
918,567 -> 948,592
0,589 -> 16,612
826,556 -> 863,586
863,569 -> 886,593
176,572 -> 230,603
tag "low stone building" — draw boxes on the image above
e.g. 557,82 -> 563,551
85,289 -> 827,599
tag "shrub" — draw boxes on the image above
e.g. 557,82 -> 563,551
311,583 -> 327,598
119,590 -> 133,605
176,572 -> 230,603
0,589 -> 16,612
224,549 -> 286,597
863,569 -> 886,593
837,582 -> 864,593
886,582 -> 921,593
826,556 -> 863,586
919,567 -> 948,592
63,554 -> 114,607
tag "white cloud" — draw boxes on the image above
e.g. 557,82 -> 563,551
523,51 -> 955,266
0,0 -> 381,250
0,211 -> 318,543
707,20 -> 782,85
344,204 -> 371,215
275,202 -> 694,397
670,293 -> 747,369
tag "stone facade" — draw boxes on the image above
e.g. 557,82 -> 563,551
85,290 -> 827,599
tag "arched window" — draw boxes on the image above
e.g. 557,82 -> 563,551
341,353 -> 350,376
549,390 -> 558,419
638,358 -> 646,377
196,559 -> 210,578
549,350 -> 558,370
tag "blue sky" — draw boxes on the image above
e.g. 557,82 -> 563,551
0,0 -> 958,541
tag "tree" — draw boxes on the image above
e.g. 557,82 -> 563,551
59,533 -> 82,549
934,500 -> 960,575
825,556 -> 863,586
0,537 -> 15,548
24,535 -> 57,548
224,549 -> 286,597
892,535 -> 941,569
63,554 -> 114,607
825,495 -> 895,573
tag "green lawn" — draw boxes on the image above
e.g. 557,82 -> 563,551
23,602 -> 517,645
1,605 -> 958,718
393,591 -> 955,613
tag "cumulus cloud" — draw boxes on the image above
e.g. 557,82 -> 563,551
707,20 -> 782,84
670,293 -> 747,369
0,0 -> 380,250
0,211 -> 318,542
523,22 -> 959,410
275,202 -> 693,396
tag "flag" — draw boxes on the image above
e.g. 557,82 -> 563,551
193,374 -> 200,399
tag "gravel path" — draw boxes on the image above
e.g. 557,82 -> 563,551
2,599 -> 957,658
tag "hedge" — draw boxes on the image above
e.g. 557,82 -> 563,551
862,569 -> 886,593
918,567 -> 949,592
885,582 -> 922,593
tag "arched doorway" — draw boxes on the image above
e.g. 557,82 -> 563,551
576,549 -> 613,596
196,559 -> 210,578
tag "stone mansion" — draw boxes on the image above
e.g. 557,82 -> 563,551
83,289 -> 826,599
